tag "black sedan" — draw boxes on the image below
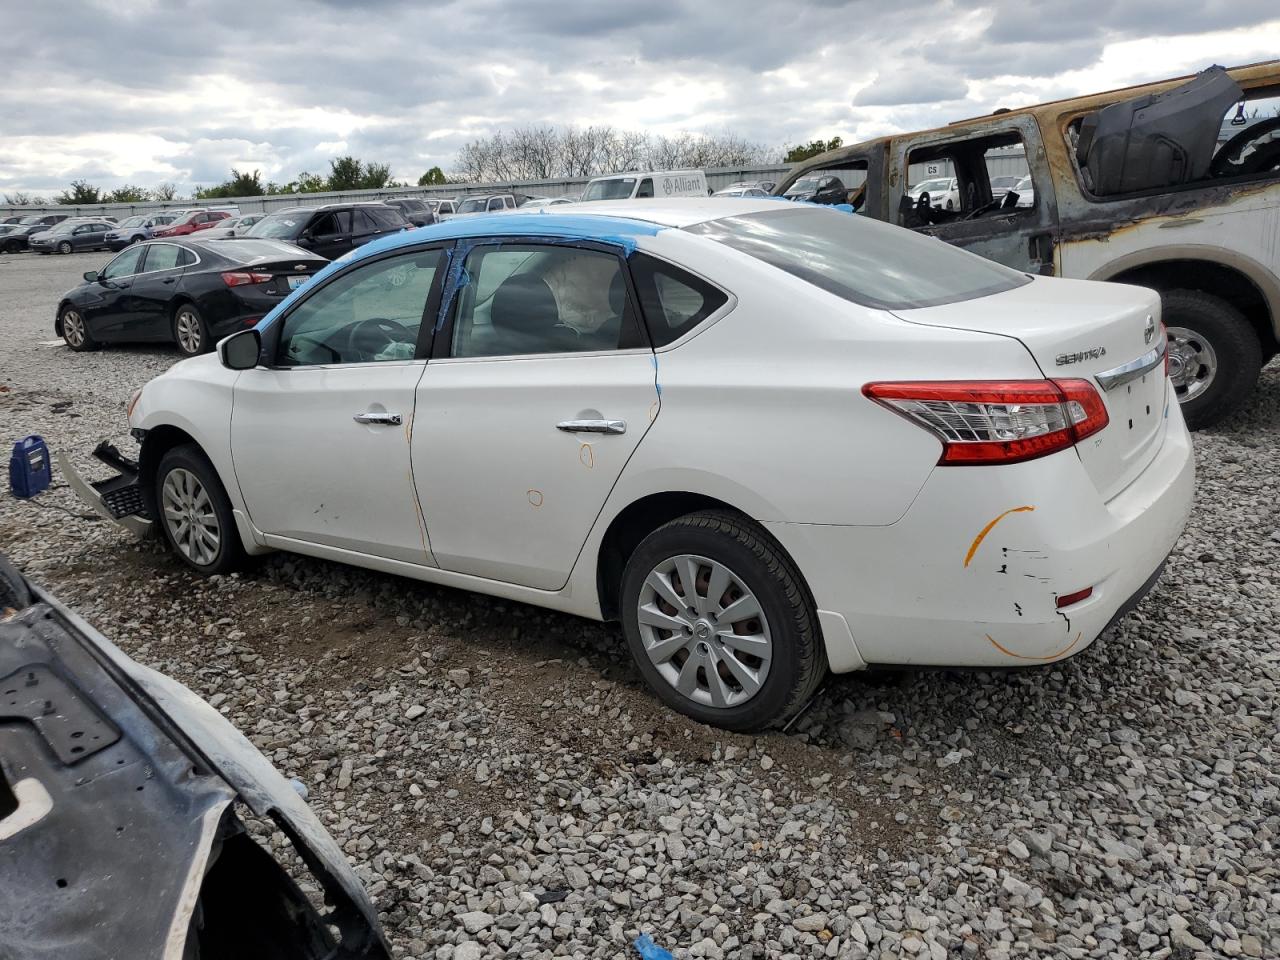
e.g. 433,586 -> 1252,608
55,238 -> 327,356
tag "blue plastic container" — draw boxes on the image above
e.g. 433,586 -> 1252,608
9,435 -> 51,499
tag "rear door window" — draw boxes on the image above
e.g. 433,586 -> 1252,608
142,243 -> 184,272
448,244 -> 644,358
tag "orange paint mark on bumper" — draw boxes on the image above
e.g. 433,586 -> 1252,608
986,632 -> 1083,662
964,505 -> 1036,568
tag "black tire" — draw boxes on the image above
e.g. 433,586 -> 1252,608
1162,289 -> 1263,429
172,302 -> 210,356
57,240 -> 72,255
59,304 -> 98,351
2,241 -> 19,254
620,511 -> 827,732
154,444 -> 245,576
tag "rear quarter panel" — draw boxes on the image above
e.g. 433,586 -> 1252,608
592,230 -> 1046,528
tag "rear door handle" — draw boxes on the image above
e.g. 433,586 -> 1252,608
557,419 -> 626,435
353,412 -> 402,426
162,277 -> 176,284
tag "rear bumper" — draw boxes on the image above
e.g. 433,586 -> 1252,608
56,442 -> 154,538
767,394 -> 1195,670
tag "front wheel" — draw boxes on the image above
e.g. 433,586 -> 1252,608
57,240 -> 72,255
620,511 -> 827,732
1162,289 -> 1263,429
60,306 -> 97,351
155,445 -> 244,575
173,303 -> 210,356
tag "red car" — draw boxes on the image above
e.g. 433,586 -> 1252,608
150,210 -> 232,238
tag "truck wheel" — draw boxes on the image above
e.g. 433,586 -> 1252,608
155,444 -> 245,575
620,511 -> 827,732
1162,289 -> 1263,429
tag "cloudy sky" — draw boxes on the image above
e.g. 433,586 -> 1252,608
2,0 -> 1278,197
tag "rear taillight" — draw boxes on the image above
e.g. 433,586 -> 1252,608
221,271 -> 272,287
863,379 -> 1109,465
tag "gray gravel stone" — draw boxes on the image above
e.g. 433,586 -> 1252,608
4,255 -> 1279,960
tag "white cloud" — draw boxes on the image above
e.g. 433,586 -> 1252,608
0,1 -> 1277,196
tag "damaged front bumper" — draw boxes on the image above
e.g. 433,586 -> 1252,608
0,558 -> 391,959
56,440 -> 154,538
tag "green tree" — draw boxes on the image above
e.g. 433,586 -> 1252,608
326,156 -> 365,191
3,192 -> 44,205
783,137 -> 843,163
106,185 -> 150,203
324,156 -> 396,191
194,169 -> 266,199
57,179 -> 101,204
357,161 -> 395,189
151,182 -> 179,201
418,166 -> 447,186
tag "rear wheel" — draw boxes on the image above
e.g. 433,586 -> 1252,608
57,240 -> 72,255
173,303 -> 209,356
155,445 -> 244,575
620,511 -> 826,732
1162,289 -> 1262,429
60,306 -> 97,351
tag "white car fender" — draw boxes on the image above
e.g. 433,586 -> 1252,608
130,357 -> 266,551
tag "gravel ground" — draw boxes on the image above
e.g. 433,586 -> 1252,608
2,250 -> 1278,960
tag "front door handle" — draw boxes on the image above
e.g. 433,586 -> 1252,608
162,277 -> 176,284
353,412 -> 402,426
557,419 -> 626,435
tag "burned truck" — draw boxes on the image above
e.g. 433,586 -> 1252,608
0,554 -> 390,959
778,61 -> 1280,428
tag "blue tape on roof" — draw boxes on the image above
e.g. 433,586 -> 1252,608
255,214 -> 663,333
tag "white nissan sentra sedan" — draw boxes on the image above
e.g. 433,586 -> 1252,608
64,199 -> 1194,731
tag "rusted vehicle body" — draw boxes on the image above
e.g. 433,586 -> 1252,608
779,61 -> 1280,427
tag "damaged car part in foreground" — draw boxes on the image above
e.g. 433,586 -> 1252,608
0,554 -> 391,960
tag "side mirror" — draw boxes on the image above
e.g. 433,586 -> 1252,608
218,328 -> 261,370
83,270 -> 98,283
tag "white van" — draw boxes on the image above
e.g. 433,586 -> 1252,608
581,170 -> 708,201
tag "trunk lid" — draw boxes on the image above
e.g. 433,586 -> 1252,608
894,276 -> 1169,501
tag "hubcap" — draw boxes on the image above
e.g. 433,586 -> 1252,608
176,311 -> 201,353
636,554 -> 772,709
63,311 -> 84,346
161,468 -> 220,566
1166,325 -> 1218,402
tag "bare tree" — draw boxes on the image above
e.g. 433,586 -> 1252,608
451,125 -> 773,182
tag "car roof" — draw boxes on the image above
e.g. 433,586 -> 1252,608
336,197 -> 789,267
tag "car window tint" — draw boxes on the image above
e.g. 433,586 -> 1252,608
310,213 -> 341,237
101,245 -> 146,279
451,244 -> 643,358
176,247 -> 198,267
353,209 -> 379,232
144,243 -> 183,272
278,250 -> 442,366
628,253 -> 728,346
373,206 -> 406,228
636,178 -> 655,198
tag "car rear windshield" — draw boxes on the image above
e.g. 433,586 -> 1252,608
684,207 -> 1029,310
